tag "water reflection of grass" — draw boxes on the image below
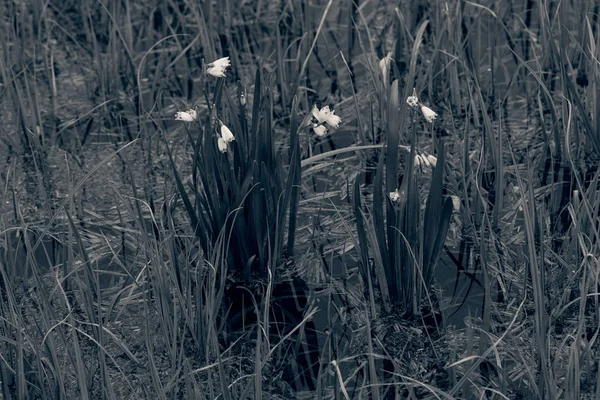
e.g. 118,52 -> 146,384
1,0 -> 599,398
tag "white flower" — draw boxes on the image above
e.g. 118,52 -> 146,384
217,137 -> 228,153
207,57 -> 231,78
312,105 -> 341,129
406,88 -> 419,108
406,96 -> 419,108
313,124 -> 328,137
420,105 -> 437,123
220,123 -> 235,142
389,189 -> 402,202
175,109 -> 197,122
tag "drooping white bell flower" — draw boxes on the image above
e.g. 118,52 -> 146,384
420,105 -> 438,123
220,123 -> 235,142
175,109 -> 197,122
207,57 -> 231,78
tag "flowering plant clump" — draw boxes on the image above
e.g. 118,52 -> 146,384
175,109 -> 197,122
206,56 -> 231,78
310,105 -> 341,136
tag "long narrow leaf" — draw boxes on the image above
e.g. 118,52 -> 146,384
353,174 -> 370,286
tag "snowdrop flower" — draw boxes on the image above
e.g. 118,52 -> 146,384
207,57 -> 231,78
217,137 -> 228,153
313,124 -> 328,137
389,189 -> 402,202
175,109 -> 197,122
312,105 -> 341,129
406,88 -> 419,108
406,96 -> 419,108
420,105 -> 437,123
220,122 -> 235,142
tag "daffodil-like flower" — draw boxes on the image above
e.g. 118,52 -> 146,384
217,137 -> 228,153
312,105 -> 341,129
389,189 -> 402,202
207,57 -> 231,78
420,105 -> 437,123
220,122 -> 235,142
312,124 -> 328,137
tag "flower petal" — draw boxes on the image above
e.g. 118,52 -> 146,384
217,137 -> 228,153
313,125 -> 328,137
325,113 -> 341,128
207,66 -> 226,78
311,105 -> 321,121
211,57 -> 231,68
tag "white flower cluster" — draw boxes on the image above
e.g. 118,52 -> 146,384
174,56 -> 237,153
311,105 -> 341,137
406,89 -> 438,123
217,121 -> 235,153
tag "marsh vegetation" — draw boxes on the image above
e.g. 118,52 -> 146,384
1,0 -> 600,398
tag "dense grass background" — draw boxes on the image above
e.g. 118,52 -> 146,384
1,0 -> 600,398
